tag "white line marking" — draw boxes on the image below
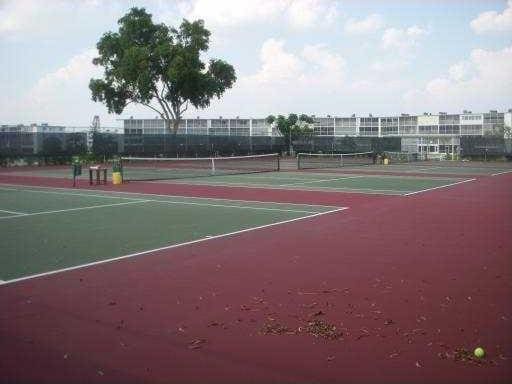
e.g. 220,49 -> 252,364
173,180 -> 407,194
0,186 -> 144,202
403,178 -> 476,196
0,185 -> 324,214
147,199 -> 318,214
298,172 -> 460,181
491,170 -> 512,176
0,207 -> 349,286
278,175 -> 363,187
0,200 -> 149,220
0,208 -> 26,215
0,183 -> 342,209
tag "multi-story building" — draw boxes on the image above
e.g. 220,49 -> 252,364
123,117 -> 280,137
123,110 -> 511,156
2,110 -> 510,156
0,124 -> 122,155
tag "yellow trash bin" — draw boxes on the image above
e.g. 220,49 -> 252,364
112,171 -> 122,185
383,158 -> 389,165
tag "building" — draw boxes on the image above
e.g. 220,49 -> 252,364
2,109 -> 510,157
305,110 -> 510,156
0,124 -> 122,155
123,117 -> 281,137
123,110 -> 511,156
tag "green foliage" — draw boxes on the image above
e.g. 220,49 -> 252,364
90,8 -> 236,133
265,113 -> 315,151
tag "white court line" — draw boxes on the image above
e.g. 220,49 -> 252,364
0,206 -> 349,286
491,170 -> 512,176
0,185 -> 322,214
146,199 -> 318,214
0,208 -> 27,215
0,200 -> 149,220
174,179 -> 407,194
278,175 -> 363,187
403,178 -> 476,196
0,186 -> 147,202
0,183 -> 342,209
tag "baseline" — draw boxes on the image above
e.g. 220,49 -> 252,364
403,178 -> 476,196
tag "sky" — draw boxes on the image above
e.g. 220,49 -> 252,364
0,0 -> 511,127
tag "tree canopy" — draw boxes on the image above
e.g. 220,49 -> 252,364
266,114 -> 315,152
89,7 -> 236,133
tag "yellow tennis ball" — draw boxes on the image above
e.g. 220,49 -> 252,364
474,347 -> 485,358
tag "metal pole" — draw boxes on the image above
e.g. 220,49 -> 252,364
289,130 -> 292,156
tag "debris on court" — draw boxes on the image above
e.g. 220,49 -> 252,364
301,319 -> 343,340
436,347 -> 498,366
260,321 -> 293,335
188,339 -> 207,349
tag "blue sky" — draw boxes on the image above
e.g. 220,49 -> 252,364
1,0 -> 511,126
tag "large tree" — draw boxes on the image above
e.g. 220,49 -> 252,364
90,8 -> 236,134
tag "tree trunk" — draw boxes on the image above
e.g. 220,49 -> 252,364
173,119 -> 180,134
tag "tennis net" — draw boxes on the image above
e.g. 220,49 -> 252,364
121,153 -> 280,181
297,152 -> 374,170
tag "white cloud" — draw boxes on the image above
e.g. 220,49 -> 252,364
0,49 -> 118,125
183,0 -> 339,29
247,38 -> 304,83
344,14 -> 384,35
185,34 -> 435,118
27,49 -> 100,104
0,0 -> 116,39
470,0 -> 512,34
371,59 -> 408,74
447,61 -> 473,82
381,25 -> 428,52
286,0 -> 339,29
243,39 -> 345,86
183,0 -> 287,27
404,45 -> 512,112
301,44 -> 345,84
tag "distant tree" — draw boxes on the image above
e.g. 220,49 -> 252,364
90,7 -> 236,134
266,114 -> 314,153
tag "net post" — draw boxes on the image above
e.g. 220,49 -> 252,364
211,158 -> 216,175
277,155 -> 280,172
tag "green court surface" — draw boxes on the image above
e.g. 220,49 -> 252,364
0,185 -> 343,282
345,163 -> 512,176
168,172 -> 473,195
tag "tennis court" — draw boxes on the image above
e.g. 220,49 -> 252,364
1,156 -> 511,384
0,157 -> 478,196
0,184 -> 343,282
318,162 -> 512,177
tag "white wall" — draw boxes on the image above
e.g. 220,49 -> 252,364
417,115 -> 439,125
460,114 -> 483,125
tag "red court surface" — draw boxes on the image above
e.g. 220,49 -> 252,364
1,172 -> 511,383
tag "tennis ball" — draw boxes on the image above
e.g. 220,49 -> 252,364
474,347 -> 485,358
